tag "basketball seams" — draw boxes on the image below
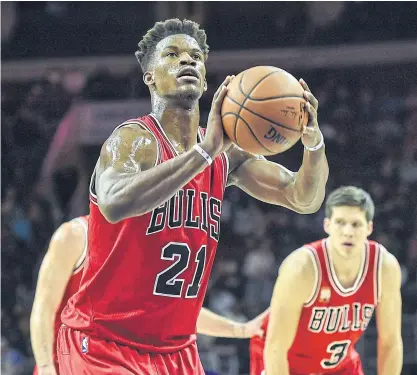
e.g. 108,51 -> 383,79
223,111 -> 275,155
230,71 -> 282,146
243,95 -> 306,102
221,67 -> 306,155
225,94 -> 300,133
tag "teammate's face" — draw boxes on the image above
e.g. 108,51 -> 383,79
145,34 -> 206,103
323,206 -> 373,259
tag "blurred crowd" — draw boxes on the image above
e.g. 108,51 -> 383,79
2,2 -> 417,60
2,62 -> 416,374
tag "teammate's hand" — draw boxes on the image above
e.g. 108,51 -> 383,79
299,79 -> 323,149
38,364 -> 58,375
202,75 -> 235,157
241,308 -> 270,338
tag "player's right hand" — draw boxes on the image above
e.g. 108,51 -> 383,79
202,75 -> 235,157
38,364 -> 58,375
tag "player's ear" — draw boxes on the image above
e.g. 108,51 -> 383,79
203,80 -> 207,92
367,221 -> 373,236
323,218 -> 330,235
143,72 -> 155,86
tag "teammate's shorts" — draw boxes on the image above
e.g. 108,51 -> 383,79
251,352 -> 364,375
57,325 -> 205,375
322,355 -> 364,375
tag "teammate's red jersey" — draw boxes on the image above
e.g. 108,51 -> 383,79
61,114 -> 229,353
250,314 -> 269,375
249,238 -> 384,375
33,215 -> 88,375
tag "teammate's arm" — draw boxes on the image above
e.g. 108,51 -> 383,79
96,78 -> 232,223
376,250 -> 403,375
227,80 -> 328,214
265,249 -> 315,375
197,307 -> 269,338
30,221 -> 86,374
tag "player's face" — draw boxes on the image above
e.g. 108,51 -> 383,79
323,206 -> 373,259
147,34 -> 206,103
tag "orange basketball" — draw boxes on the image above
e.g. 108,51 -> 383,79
221,66 -> 308,155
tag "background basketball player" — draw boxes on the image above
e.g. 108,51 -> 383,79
264,186 -> 403,375
30,216 -> 88,375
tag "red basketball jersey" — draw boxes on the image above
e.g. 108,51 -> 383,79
250,314 -> 269,375
289,239 -> 383,373
34,216 -> 88,375
61,114 -> 229,353
53,216 -> 88,350
249,239 -> 384,375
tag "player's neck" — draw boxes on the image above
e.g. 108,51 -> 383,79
327,241 -> 364,282
151,96 -> 200,153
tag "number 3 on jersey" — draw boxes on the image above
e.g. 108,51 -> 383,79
320,340 -> 351,369
154,242 -> 206,298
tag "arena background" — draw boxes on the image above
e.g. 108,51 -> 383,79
1,2 -> 416,374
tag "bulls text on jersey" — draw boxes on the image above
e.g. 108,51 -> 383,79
146,188 -> 221,241
308,302 -> 374,334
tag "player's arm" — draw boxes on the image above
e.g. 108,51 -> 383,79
96,78 -> 233,223
30,220 -> 86,373
376,250 -> 403,375
227,79 -> 328,214
197,307 -> 269,338
97,124 -> 216,223
265,249 -> 315,375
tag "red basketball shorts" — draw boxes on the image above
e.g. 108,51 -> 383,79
250,353 -> 364,375
57,325 -> 205,375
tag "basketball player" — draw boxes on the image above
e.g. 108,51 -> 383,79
30,216 -> 88,375
59,19 -> 329,375
262,186 -> 403,375
29,214 -> 259,375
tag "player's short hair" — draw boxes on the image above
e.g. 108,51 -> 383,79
135,18 -> 209,73
325,186 -> 375,222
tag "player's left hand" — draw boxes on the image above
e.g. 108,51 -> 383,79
299,79 -> 322,149
242,308 -> 270,338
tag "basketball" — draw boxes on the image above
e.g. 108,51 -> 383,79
221,66 -> 309,155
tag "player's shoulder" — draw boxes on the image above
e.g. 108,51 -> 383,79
275,247 -> 318,304
54,219 -> 86,241
99,116 -> 159,170
105,117 -> 156,145
279,246 -> 317,282
46,220 -> 86,261
376,243 -> 401,277
72,215 -> 88,226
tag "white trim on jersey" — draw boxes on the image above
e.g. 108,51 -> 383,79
377,244 -> 385,303
303,246 -> 322,307
89,159 -> 100,206
197,127 -> 204,143
324,238 -> 369,297
89,118 -> 161,205
72,217 -> 88,273
149,113 -> 179,156
373,243 -> 380,305
223,151 -> 230,179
